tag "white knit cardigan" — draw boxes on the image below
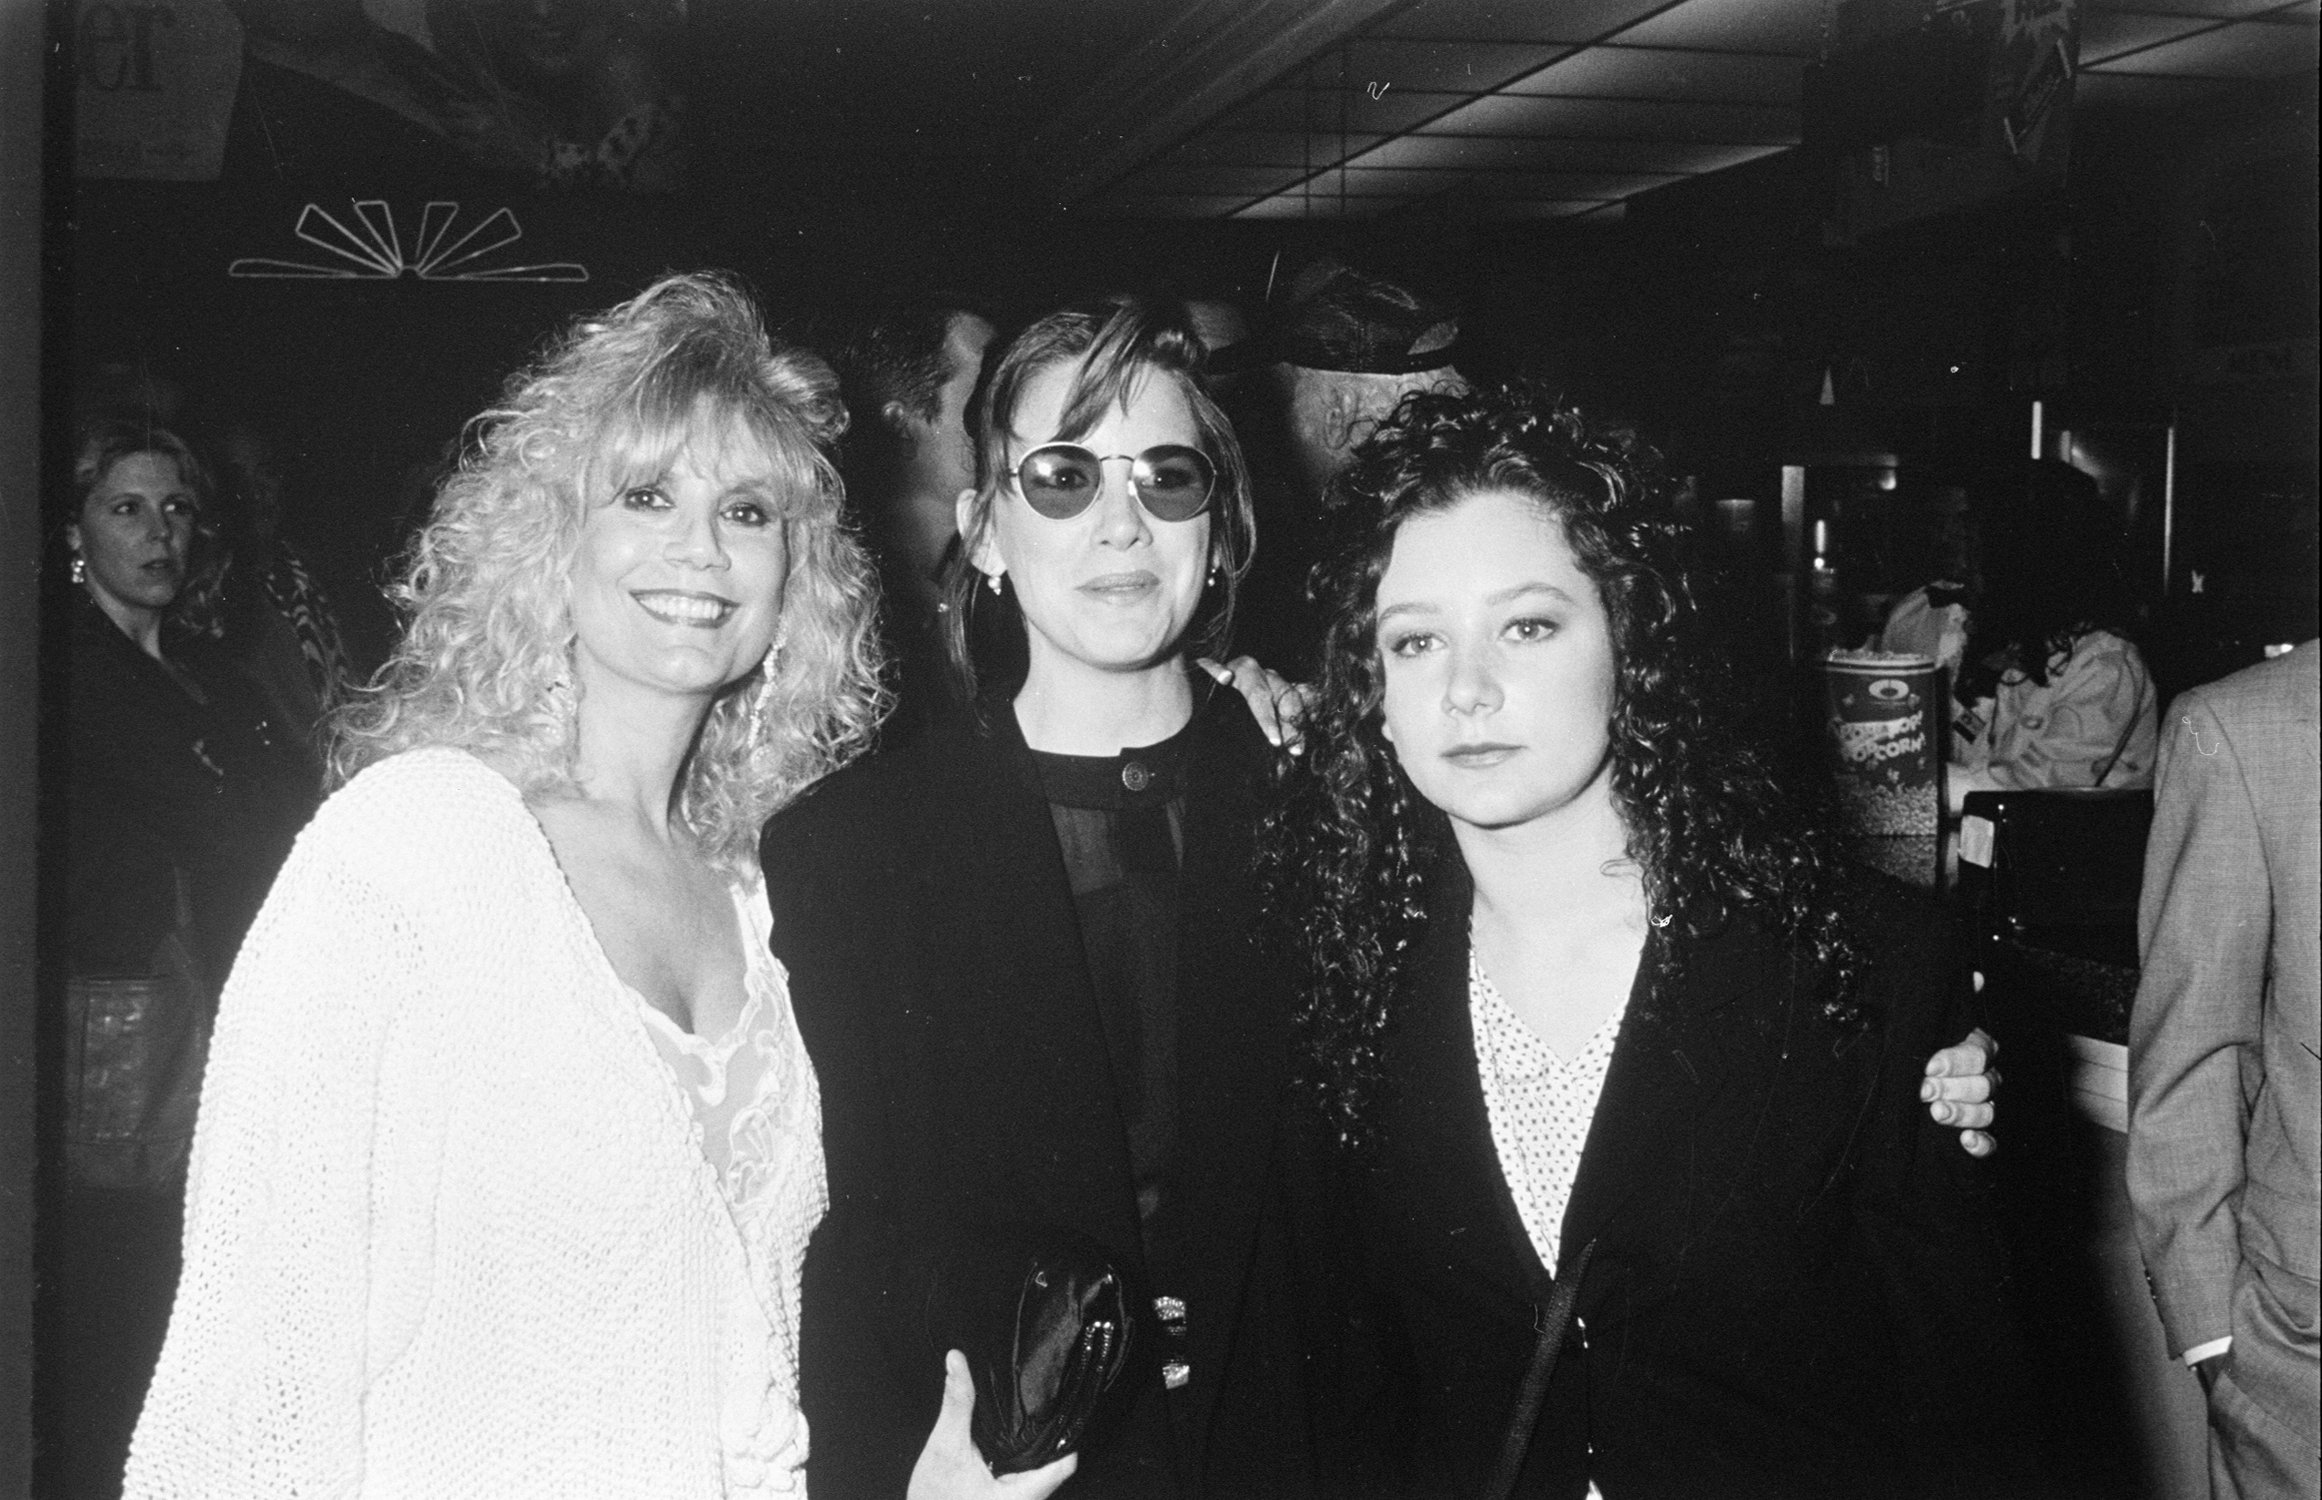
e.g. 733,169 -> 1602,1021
124,748 -> 825,1499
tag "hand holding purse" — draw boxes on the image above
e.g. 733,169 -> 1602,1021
923,1225 -> 1135,1474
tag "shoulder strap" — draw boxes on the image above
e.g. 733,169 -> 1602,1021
1480,1237 -> 1597,1500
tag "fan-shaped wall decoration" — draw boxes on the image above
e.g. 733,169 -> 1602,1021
229,200 -> 589,282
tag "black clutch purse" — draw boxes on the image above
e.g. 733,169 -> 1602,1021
924,1226 -> 1135,1474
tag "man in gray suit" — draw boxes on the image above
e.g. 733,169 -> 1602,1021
2129,639 -> 2320,1499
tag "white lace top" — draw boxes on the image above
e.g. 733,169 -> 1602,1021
635,880 -> 823,1400
1470,945 -> 1629,1272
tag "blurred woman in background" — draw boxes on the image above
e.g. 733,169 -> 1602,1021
1878,457 -> 2158,810
47,418 -> 318,1500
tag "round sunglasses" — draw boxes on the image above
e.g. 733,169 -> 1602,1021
1008,443 -> 1217,523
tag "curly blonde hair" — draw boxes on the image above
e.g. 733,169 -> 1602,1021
334,272 -> 887,868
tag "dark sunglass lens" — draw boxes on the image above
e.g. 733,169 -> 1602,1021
1136,447 -> 1215,520
1018,447 -> 1101,518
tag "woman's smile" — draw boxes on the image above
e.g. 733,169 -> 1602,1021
567,440 -> 791,705
631,588 -> 738,628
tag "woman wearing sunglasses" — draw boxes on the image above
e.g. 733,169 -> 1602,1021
766,300 -> 2001,1497
762,297 -> 1311,1497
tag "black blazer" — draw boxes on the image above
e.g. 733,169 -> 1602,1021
60,594 -> 317,985
1347,854 -> 2029,1499
761,686 -> 1311,1499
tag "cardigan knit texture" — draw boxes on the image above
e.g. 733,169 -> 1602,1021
125,747 -> 823,1499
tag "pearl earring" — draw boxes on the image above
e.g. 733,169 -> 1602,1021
986,572 -> 1003,597
70,553 -> 87,586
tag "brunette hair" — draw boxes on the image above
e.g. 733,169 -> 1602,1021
939,296 -> 1255,698
1260,382 -> 1864,1148
1956,458 -> 2138,701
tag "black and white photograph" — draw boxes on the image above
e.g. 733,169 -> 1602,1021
1,0 -> 2314,1495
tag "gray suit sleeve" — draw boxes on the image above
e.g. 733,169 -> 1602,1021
2126,687 -> 2264,1358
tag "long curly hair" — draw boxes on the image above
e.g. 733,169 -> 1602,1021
333,272 -> 887,870
1260,383 -> 1864,1149
939,296 -> 1257,699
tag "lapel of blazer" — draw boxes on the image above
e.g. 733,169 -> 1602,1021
1560,913 -> 1793,1309
905,705 -> 1148,1255
1155,686 -> 1293,1447
1390,851 -> 1560,1309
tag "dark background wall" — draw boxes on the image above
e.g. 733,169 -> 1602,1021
3,0 -> 48,1486
53,56 -> 2317,671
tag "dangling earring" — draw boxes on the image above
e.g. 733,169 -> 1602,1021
745,641 -> 781,744
985,571 -> 1003,597
69,552 -> 86,586
1207,563 -> 1221,587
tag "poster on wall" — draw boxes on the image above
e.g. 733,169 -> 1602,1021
75,0 -> 689,193
73,0 -> 245,180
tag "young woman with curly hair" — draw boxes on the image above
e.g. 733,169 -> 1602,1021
124,274 -> 1023,1498
1264,385 -> 2028,1499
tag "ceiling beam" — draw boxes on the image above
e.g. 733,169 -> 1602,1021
1026,0 -> 1417,210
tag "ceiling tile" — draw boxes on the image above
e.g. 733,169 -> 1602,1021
1505,45 -> 1809,102
1372,0 -> 1673,43
1463,170 -> 1663,196
1232,194 -> 1400,219
2078,10 -> 2215,60
1482,200 -> 1630,220
1357,132 -> 1789,173
1611,0 -> 1833,54
1211,85 -> 1467,136
1114,162 -> 1313,197
1084,195 -> 1275,218
1338,38 -> 1572,92
1234,189 -> 1640,222
2089,16 -> 2321,72
1419,91 -> 1799,141
2073,70 -> 2234,103
1299,165 -> 1669,196
1158,130 -> 1389,167
2083,0 -> 2309,17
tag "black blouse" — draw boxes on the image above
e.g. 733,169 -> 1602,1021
1026,720 -> 1194,1239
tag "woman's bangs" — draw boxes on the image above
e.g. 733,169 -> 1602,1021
582,395 -> 829,520
1056,344 -> 1147,443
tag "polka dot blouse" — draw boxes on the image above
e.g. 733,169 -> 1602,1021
1469,943 -> 1629,1272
